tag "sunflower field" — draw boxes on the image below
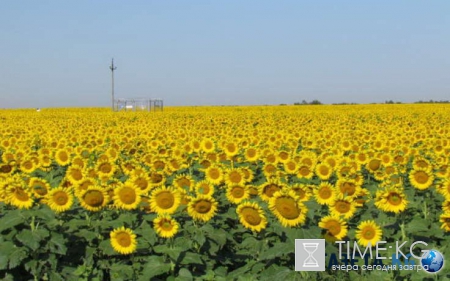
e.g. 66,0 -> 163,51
0,104 -> 449,281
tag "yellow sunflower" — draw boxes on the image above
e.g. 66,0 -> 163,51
173,174 -> 194,191
290,184 -> 312,202
113,182 -> 142,210
46,187 -> 74,212
154,215 -> 179,238
297,165 -> 314,179
443,200 -> 450,213
258,179 -> 284,202
329,196 -> 357,219
96,160 -> 116,178
187,195 -> 218,222
268,190 -> 307,227
437,179 -> 450,200
8,186 -> 34,209
283,160 -> 298,175
319,215 -> 348,242
314,182 -> 336,205
148,171 -> 166,188
374,187 -> 408,213
335,178 -> 360,198
200,138 -> 216,153
19,158 -> 36,174
195,180 -> 215,196
366,158 -> 382,173
129,174 -> 152,194
409,168 -> 434,190
0,162 -> 16,175
226,184 -> 249,204
222,142 -> 239,157
66,165 -> 85,185
150,186 -> 180,215
224,168 -> 246,186
54,148 -> 71,166
356,220 -> 383,247
244,147 -> 259,162
73,177 -> 96,197
236,201 -> 267,232
110,226 -> 137,255
29,177 -> 50,198
412,157 -> 431,171
439,213 -> 450,232
79,186 -> 108,212
204,165 -> 224,185
241,167 -> 255,183
315,163 -> 333,181
262,163 -> 279,178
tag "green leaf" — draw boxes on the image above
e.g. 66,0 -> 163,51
138,256 -> 171,280
0,210 -> 24,232
138,221 -> 157,246
258,242 -> 292,261
180,252 -> 203,265
48,272 -> 65,281
240,236 -> 260,250
153,245 -> 183,261
76,229 -> 98,242
405,218 -> 430,234
0,241 -> 16,270
99,239 -> 116,256
66,219 -> 88,232
110,263 -> 134,281
175,268 -> 193,281
16,229 -> 50,251
8,246 -> 28,269
192,229 -> 206,246
49,232 -> 67,255
227,261 -> 256,279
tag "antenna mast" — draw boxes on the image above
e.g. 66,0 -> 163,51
110,58 -> 117,111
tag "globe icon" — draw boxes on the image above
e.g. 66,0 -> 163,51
421,250 -> 444,273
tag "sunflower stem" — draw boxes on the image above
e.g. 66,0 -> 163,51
399,213 -> 406,241
423,192 -> 428,220
30,215 -> 35,231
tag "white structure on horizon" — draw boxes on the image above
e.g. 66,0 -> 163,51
113,97 -> 163,112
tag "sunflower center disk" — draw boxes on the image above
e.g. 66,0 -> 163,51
336,202 -> 350,213
231,187 -> 244,198
319,188 -> 332,199
161,220 -> 174,231
84,191 -> 104,207
15,189 -> 30,202
156,192 -> 175,209
241,208 -> 262,226
194,200 -> 212,213
414,171 -> 429,184
54,191 -> 69,205
116,232 -> 132,247
119,187 -> 137,204
263,184 -> 280,198
362,227 -> 375,239
387,194 -> 402,206
275,197 -> 300,219
326,221 -> 341,236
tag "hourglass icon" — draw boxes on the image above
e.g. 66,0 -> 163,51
303,243 -> 319,267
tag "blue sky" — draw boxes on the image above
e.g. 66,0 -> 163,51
1,1 -> 449,108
